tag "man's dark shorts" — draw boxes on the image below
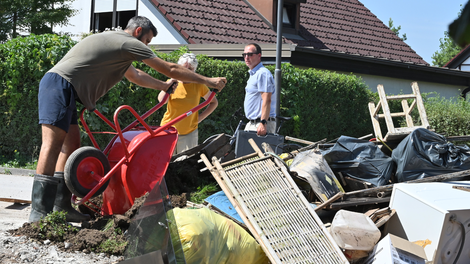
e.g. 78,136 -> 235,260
38,72 -> 79,133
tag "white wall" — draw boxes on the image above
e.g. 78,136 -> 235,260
358,73 -> 465,99
54,0 -> 92,40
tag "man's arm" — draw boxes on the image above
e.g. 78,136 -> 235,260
142,57 -> 226,91
257,91 -> 272,136
125,65 -> 176,91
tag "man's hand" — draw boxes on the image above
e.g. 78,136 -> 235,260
257,123 -> 267,136
165,79 -> 178,94
207,77 -> 227,91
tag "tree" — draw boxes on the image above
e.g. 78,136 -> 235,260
0,0 -> 76,43
431,31 -> 462,67
388,18 -> 407,41
433,5 -> 464,67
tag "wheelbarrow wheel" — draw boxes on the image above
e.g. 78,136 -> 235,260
64,146 -> 111,198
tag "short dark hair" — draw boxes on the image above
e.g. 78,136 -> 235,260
125,16 -> 158,37
247,43 -> 262,54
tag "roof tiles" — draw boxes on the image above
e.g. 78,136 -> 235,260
150,0 -> 428,65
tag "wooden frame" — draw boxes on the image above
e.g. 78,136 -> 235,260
368,82 -> 430,141
201,139 -> 348,264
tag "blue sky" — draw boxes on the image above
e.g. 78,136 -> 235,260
359,0 -> 468,65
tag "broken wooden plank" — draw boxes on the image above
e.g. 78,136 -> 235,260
0,198 -> 31,204
314,192 -> 344,212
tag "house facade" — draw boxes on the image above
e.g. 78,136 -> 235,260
56,0 -> 470,99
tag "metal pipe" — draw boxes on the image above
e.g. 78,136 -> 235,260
275,0 -> 284,131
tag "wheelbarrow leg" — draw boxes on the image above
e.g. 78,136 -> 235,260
53,172 -> 91,222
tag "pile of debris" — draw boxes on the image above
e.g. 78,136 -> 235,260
123,83 -> 470,264
146,125 -> 470,264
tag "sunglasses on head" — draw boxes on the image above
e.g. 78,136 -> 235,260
242,52 -> 260,58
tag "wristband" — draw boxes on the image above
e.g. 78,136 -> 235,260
260,119 -> 267,125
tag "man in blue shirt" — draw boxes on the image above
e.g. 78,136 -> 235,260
243,43 -> 276,136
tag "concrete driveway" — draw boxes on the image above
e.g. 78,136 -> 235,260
0,168 -> 35,232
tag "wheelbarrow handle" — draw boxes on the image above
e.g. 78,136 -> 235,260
165,81 -> 178,94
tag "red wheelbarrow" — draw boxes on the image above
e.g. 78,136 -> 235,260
64,89 -> 217,215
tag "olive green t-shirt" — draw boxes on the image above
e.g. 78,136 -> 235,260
49,30 -> 156,110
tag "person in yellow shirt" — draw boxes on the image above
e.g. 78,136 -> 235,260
158,53 -> 218,154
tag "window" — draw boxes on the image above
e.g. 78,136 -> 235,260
283,3 -> 296,28
91,0 -> 137,32
117,10 -> 137,29
94,12 -> 113,32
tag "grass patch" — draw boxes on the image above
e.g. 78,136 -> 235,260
0,150 -> 37,170
34,211 -> 79,242
189,182 -> 220,204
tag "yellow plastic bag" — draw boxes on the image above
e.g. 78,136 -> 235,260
173,207 -> 269,264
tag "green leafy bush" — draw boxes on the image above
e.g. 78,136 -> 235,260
425,94 -> 470,137
279,64 -> 375,141
0,34 -> 76,159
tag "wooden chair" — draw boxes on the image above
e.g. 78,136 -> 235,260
368,82 -> 431,142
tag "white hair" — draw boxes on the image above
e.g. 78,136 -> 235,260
177,53 -> 198,71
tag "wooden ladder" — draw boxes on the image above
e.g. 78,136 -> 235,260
368,82 -> 430,142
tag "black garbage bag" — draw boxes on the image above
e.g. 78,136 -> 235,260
321,136 -> 395,187
392,128 -> 470,182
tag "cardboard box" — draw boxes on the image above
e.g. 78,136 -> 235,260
363,234 -> 427,264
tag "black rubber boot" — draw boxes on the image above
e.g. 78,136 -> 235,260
53,172 -> 91,222
28,174 -> 60,223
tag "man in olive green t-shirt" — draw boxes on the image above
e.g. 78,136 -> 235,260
30,16 -> 227,223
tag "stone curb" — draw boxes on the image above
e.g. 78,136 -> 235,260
0,167 -> 35,177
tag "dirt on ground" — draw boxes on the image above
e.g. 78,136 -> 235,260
8,154 -> 215,257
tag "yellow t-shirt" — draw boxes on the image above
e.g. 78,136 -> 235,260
160,82 -> 209,135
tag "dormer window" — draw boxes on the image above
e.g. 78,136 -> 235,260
281,0 -> 305,34
283,3 -> 296,28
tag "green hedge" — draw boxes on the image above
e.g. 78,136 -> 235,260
424,94 -> 470,137
0,34 -> 76,160
0,34 -> 378,161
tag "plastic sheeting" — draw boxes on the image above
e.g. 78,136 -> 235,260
391,128 -> 470,182
173,207 -> 269,264
321,136 -> 395,187
124,179 -> 184,264
290,149 -> 344,202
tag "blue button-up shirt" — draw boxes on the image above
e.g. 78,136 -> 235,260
244,63 -> 276,120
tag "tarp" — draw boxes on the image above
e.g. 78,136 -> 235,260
204,191 -> 244,224
392,128 -> 470,182
321,136 -> 395,187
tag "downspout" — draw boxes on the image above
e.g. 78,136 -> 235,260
275,0 -> 283,131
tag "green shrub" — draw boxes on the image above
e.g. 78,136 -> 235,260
279,64 -> 375,141
425,94 -> 470,137
0,34 -> 76,160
